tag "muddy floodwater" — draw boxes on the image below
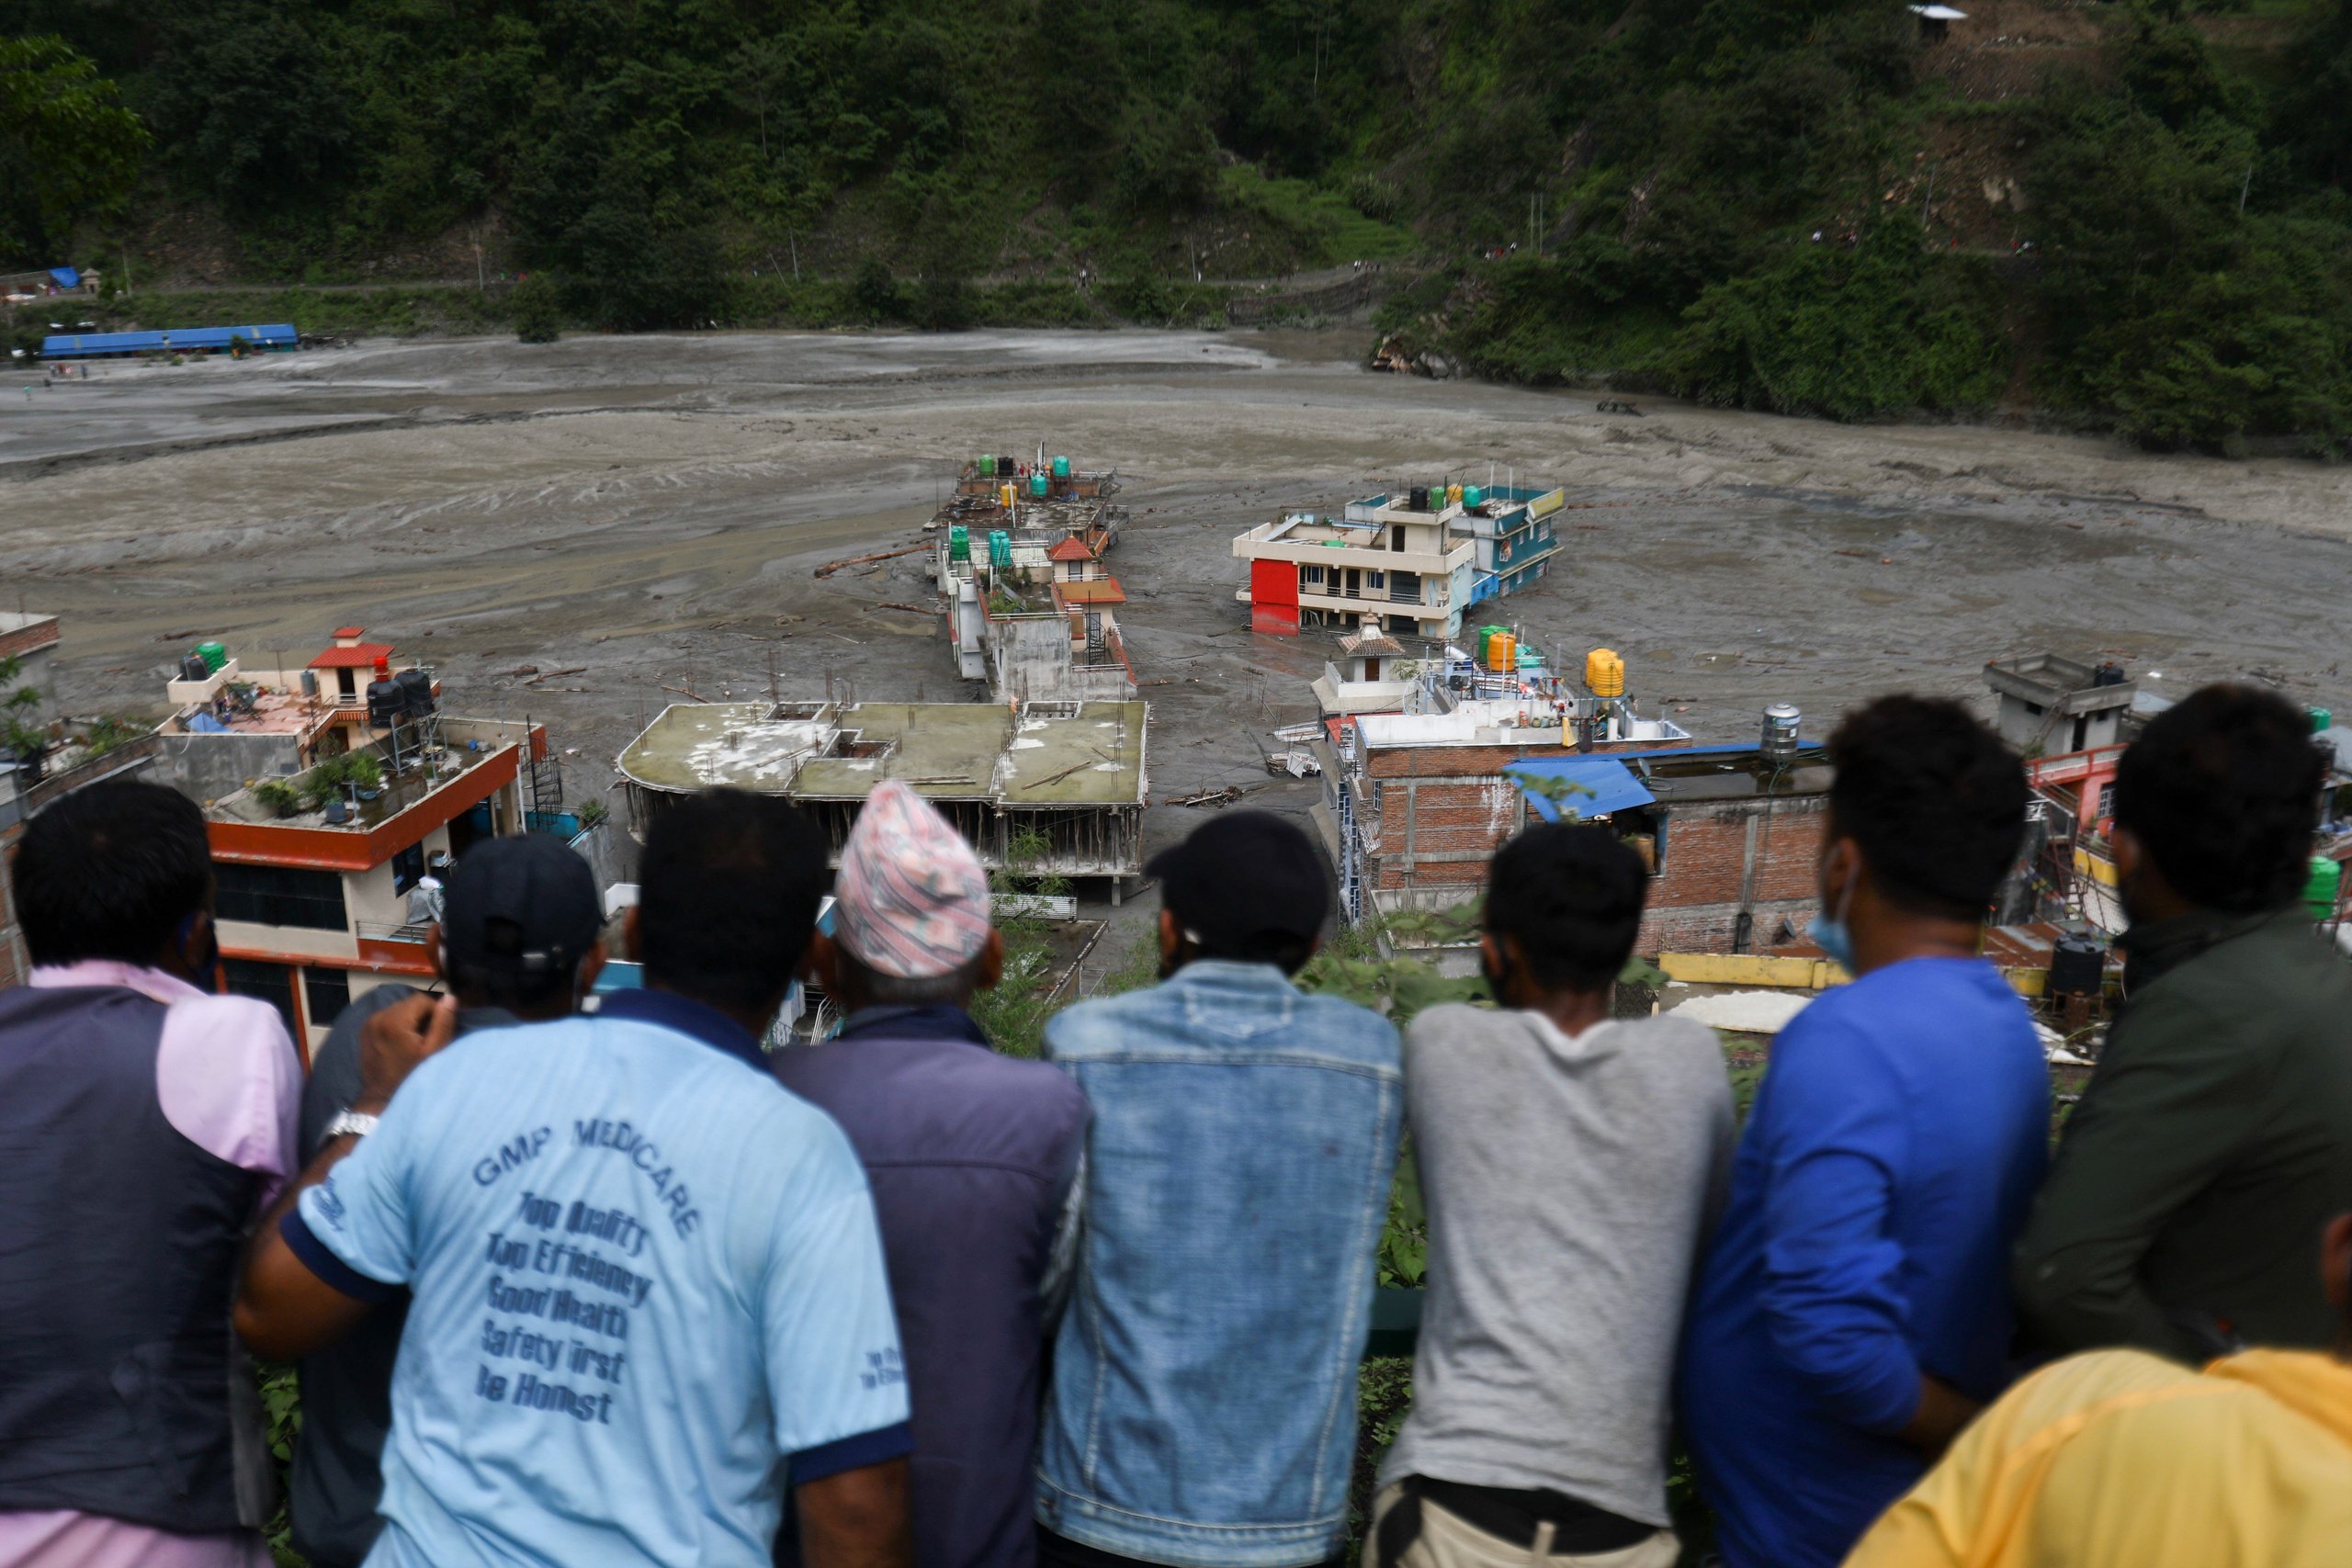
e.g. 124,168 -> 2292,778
6,329 -> 2349,858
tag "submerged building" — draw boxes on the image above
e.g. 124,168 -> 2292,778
1233,481 -> 1562,640
933,453 -> 1136,700
617,698 -> 1150,900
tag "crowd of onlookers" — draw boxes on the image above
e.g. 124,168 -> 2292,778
0,680 -> 2345,1568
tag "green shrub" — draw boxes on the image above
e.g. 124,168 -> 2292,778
511,277 -> 562,344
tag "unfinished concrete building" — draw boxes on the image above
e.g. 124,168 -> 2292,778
616,698 -> 1150,898
1984,653 -> 2138,756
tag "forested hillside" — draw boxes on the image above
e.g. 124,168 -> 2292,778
7,0 -> 2352,447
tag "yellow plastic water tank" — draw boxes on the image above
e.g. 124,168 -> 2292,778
1448,482 -> 1464,504
1489,632 -> 1516,672
1001,482 -> 1016,509
1585,647 -> 1625,697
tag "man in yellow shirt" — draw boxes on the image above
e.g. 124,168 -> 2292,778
1845,1212 -> 2352,1567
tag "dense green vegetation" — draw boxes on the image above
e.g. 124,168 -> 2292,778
9,0 -> 2352,446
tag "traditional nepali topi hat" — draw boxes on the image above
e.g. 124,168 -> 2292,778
834,778 -> 992,978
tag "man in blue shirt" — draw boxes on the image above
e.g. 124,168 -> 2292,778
236,792 -> 914,1568
775,780 -> 1089,1568
1678,695 -> 2050,1568
1035,813 -> 1402,1568
290,833 -> 609,1568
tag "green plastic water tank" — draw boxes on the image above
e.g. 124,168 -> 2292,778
1052,456 -> 1071,479
196,641 -> 228,673
2310,705 -> 2333,734
1464,484 -> 1485,507
1030,472 -> 1049,498
978,454 -> 995,477
989,529 -> 1012,567
949,525 -> 970,561
2306,855 -> 2343,920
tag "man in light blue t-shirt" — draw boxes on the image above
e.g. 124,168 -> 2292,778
237,792 -> 913,1568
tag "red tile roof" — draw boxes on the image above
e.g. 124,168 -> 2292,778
331,626 -> 366,639
310,643 -> 396,670
1046,536 -> 1096,562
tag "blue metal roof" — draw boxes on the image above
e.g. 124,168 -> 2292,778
41,323 -> 298,357
1504,756 -> 1657,822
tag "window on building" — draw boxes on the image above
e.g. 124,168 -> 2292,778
1301,565 -> 1324,586
392,841 -> 427,895
1366,570 -> 1386,591
222,957 -> 298,1035
1391,528 -> 1408,552
215,863 -> 348,931
1612,807 -> 1667,876
303,967 -> 352,1030
2096,782 -> 2116,821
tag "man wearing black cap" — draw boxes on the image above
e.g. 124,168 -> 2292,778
1034,812 -> 1403,1568
288,833 -> 607,1568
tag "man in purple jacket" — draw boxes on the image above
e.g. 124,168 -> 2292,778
773,781 -> 1089,1568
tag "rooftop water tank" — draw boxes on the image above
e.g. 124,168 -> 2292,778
1585,648 -> 1625,698
2306,855 -> 2343,921
1761,703 -> 1802,760
178,653 -> 209,682
1030,472 -> 1049,498
2048,931 -> 2105,997
366,680 -> 404,728
2311,705 -> 2333,735
949,525 -> 971,561
395,667 -> 435,717
978,454 -> 996,476
1463,484 -> 1485,508
196,641 -> 228,673
1409,486 -> 1430,511
1052,456 -> 1070,479
1488,632 -> 1516,673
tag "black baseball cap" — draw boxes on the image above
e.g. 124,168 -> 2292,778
1147,810 -> 1330,956
440,834 -> 603,986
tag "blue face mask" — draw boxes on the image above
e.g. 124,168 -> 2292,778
1809,910 -> 1857,974
1811,854 -> 1858,973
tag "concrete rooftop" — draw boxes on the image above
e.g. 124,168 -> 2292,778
619,700 -> 1148,807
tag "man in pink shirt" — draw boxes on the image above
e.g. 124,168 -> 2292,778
0,780 -> 302,1568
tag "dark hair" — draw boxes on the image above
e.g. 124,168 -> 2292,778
638,789 -> 831,1020
831,943 -> 988,1008
16,780 -> 214,966
1827,694 -> 2028,919
1484,822 -> 1648,992
2112,684 -> 2322,913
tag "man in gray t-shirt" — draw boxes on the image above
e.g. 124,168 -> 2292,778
1371,824 -> 1733,1568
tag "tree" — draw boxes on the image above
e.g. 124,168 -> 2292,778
144,4 -> 349,213
0,35 -> 147,265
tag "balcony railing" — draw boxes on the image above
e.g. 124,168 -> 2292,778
1302,583 -> 1442,609
355,919 -> 431,944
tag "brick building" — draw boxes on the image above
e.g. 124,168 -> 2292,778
1315,713 -> 1831,953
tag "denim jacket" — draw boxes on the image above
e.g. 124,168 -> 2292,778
1036,961 -> 1403,1568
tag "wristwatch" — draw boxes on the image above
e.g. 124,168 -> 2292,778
323,1111 -> 380,1141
